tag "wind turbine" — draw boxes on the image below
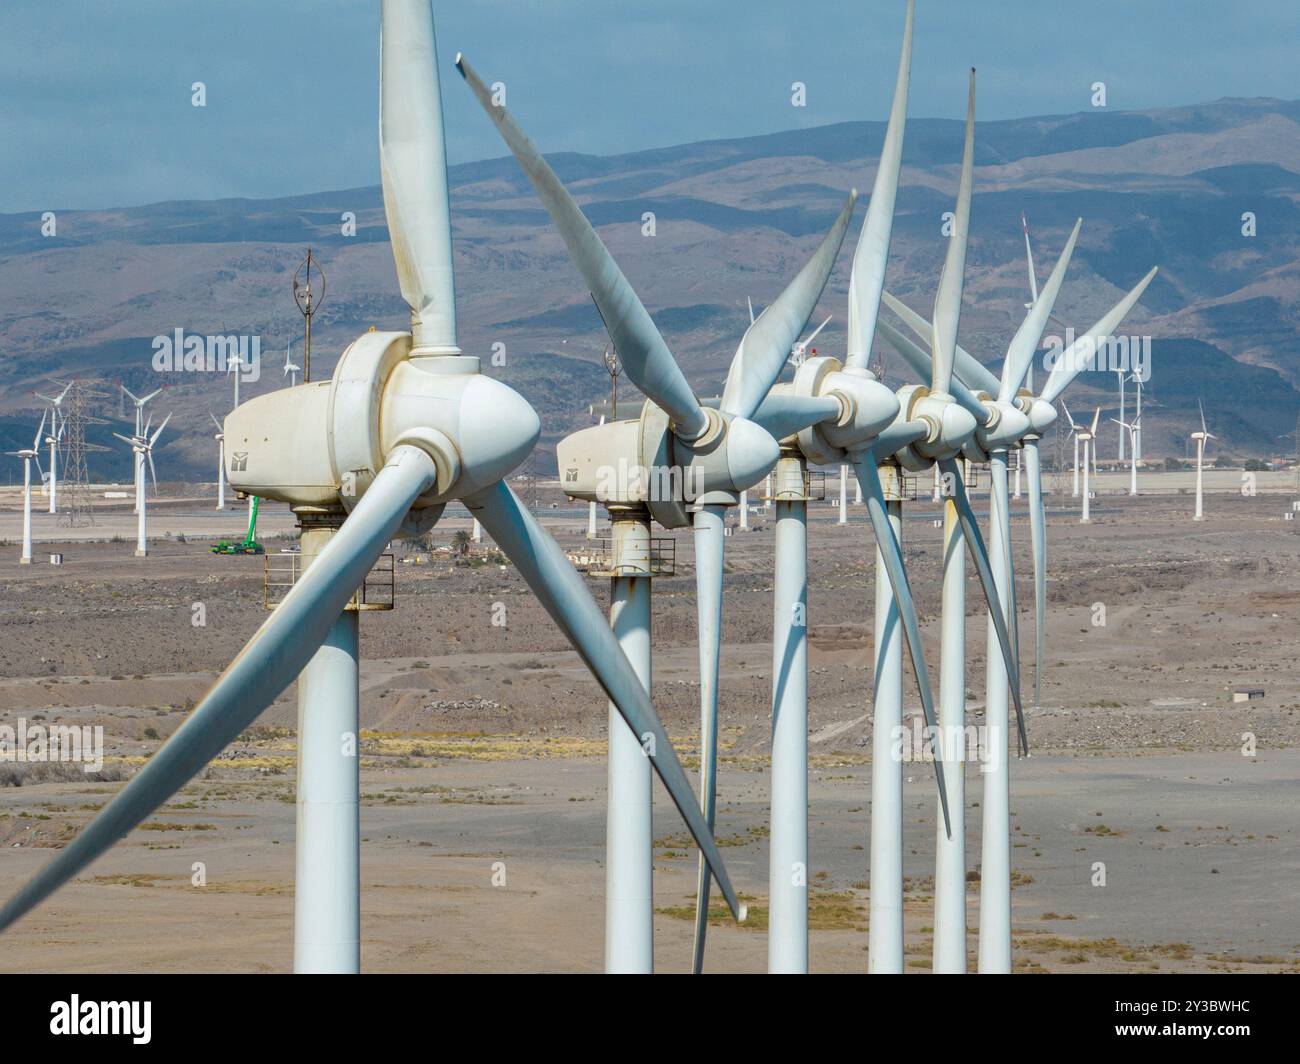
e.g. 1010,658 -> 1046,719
1063,403 -> 1081,495
114,413 -> 171,557
1192,399 -> 1216,520
1112,413 -> 1141,495
33,381 -> 71,513
120,385 -> 162,513
789,313 -> 831,367
458,49 -> 854,975
0,0 -> 746,966
7,413 -> 46,564
284,340 -> 302,387
881,202 -> 1157,971
1078,408 -> 1100,522
720,0 -> 962,972
210,412 -> 227,510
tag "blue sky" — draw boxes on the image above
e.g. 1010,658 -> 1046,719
3,0 -> 1298,212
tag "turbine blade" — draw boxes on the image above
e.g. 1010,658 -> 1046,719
464,479 -> 745,921
804,313 -> 833,347
852,454 -> 951,836
1024,440 -> 1046,708
456,55 -> 708,440
749,393 -> 842,442
1090,407 -> 1101,436
0,444 -> 439,933
720,192 -> 857,420
147,452 -> 159,496
747,296 -> 755,324
380,0 -> 457,349
999,218 -> 1082,400
690,503 -> 726,973
1040,268 -> 1159,404
1022,212 -> 1039,305
150,412 -> 172,446
881,291 -> 1000,395
209,411 -> 223,431
33,411 -> 47,452
845,0 -> 913,369
1198,398 -> 1207,435
939,457 -> 1028,757
931,69 -> 976,397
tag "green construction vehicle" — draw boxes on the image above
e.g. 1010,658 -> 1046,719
211,495 -> 265,555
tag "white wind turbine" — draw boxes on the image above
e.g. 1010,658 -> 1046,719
33,381 -> 71,513
458,49 -> 858,974
789,313 -> 831,367
0,0 -> 745,968
7,413 -> 46,564
1192,399 -> 1216,520
210,412 -> 227,510
114,413 -> 171,557
284,340 -> 302,387
881,183 -> 1157,970
1078,407 -> 1100,522
695,0 -> 955,971
1112,413 -> 1141,495
1063,403 -> 1081,495
120,385 -> 162,513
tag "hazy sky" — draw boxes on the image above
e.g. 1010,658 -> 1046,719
3,0 -> 1298,212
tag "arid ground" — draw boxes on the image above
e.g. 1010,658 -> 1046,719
0,471 -> 1297,973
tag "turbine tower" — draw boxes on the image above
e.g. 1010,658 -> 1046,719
6,413 -> 46,564
210,412 -> 227,510
0,0 -> 746,964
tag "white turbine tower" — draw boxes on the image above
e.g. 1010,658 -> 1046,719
1112,414 -> 1141,495
284,340 -> 302,387
0,0 -> 746,966
210,412 -> 227,510
1192,399 -> 1216,520
462,48 -> 861,974
34,382 -> 71,513
7,413 -> 46,564
114,413 -> 171,557
228,352 -> 245,409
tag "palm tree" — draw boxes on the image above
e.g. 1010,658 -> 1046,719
451,529 -> 472,557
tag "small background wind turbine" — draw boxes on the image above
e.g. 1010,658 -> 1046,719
284,340 -> 301,386
1078,407 -> 1100,522
1192,399 -> 1216,520
7,413 -> 46,564
1112,413 -> 1141,495
114,413 -> 171,557
34,381 -> 71,513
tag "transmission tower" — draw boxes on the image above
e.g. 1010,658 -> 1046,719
58,380 -> 111,528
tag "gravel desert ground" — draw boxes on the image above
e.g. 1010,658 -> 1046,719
0,473 -> 1297,973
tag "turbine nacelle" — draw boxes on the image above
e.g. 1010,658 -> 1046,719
556,404 -> 778,527
224,331 -> 539,524
788,357 -> 900,466
1024,396 -> 1058,437
969,397 -> 1031,459
894,386 -> 979,467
